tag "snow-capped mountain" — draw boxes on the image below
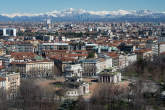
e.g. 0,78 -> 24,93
1,8 -> 165,22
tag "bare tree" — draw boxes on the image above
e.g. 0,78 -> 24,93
0,88 -> 7,110
14,79 -> 59,110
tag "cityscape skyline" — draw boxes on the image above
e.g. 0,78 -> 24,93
0,0 -> 165,14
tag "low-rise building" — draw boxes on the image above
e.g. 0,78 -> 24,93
107,52 -> 119,67
99,68 -> 121,83
135,49 -> 152,60
64,64 -> 83,79
10,60 -> 54,78
65,82 -> 89,97
80,57 -> 112,76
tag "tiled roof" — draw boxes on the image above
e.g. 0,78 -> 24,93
107,52 -> 119,58
134,49 -> 152,53
11,52 -> 37,60
0,77 -> 6,81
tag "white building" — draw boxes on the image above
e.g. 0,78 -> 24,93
80,57 -> 112,76
99,68 -> 121,84
65,82 -> 89,97
0,28 -> 16,36
127,54 -> 137,65
159,43 -> 165,54
119,54 -> 137,69
158,32 -> 165,43
64,64 -> 83,79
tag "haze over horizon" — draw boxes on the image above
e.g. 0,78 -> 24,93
0,0 -> 165,14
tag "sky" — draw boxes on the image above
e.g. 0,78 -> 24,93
0,0 -> 165,14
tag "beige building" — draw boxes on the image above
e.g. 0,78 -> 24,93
10,60 -> 54,78
99,68 -> 121,84
0,72 -> 20,99
65,82 -> 89,97
135,49 -> 152,60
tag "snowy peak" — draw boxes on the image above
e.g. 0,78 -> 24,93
1,8 -> 165,22
1,9 -> 161,18
109,10 -> 132,15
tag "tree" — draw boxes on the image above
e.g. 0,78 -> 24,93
87,52 -> 95,59
0,88 -> 7,110
13,79 -> 59,110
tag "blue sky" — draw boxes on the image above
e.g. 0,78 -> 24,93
0,0 -> 165,13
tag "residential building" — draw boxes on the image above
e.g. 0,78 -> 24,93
107,52 -> 119,67
38,43 -> 69,54
16,43 -> 35,52
135,49 -> 152,60
0,28 -> 17,37
10,60 -> 54,78
0,72 -> 20,99
0,77 -> 6,89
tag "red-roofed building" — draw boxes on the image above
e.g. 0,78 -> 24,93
10,60 -> 54,78
107,52 -> 119,67
0,77 -> 6,88
135,49 -> 152,59
11,52 -> 37,61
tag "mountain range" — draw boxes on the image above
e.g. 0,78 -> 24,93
1,8 -> 165,22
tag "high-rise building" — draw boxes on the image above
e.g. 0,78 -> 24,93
46,19 -> 52,29
0,28 -> 17,36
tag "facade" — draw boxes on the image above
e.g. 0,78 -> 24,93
80,58 -> 112,76
135,49 -> 152,60
119,53 -> 137,69
16,44 -> 35,52
0,77 -> 6,89
0,72 -> 20,99
38,43 -> 69,54
99,68 -> 121,83
64,64 -> 83,78
159,43 -> 165,54
152,42 -> 159,56
0,48 -> 6,56
69,41 -> 86,51
146,40 -> 165,56
107,52 -> 119,67
10,60 -> 54,78
127,54 -> 137,65
0,55 -> 14,69
0,28 -> 17,36
65,82 -> 89,97
158,32 -> 165,43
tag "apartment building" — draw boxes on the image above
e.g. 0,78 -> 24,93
16,43 -> 35,52
0,72 -> 20,99
38,43 -> 69,54
10,60 -> 54,78
119,53 -> 137,69
0,77 -> 6,89
135,49 -> 152,59
107,52 -> 119,67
